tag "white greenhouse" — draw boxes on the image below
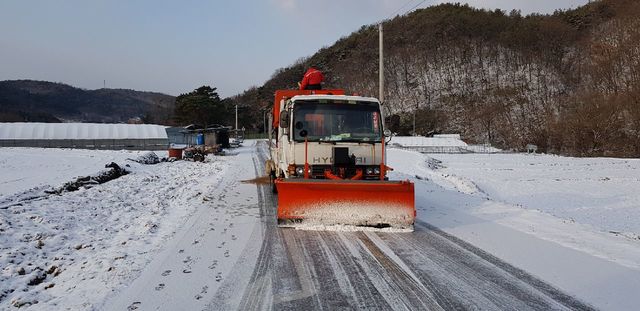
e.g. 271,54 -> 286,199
0,123 -> 168,150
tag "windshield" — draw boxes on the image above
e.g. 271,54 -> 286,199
292,100 -> 382,142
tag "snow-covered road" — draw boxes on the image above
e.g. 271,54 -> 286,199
105,142 -> 594,310
3,142 -> 639,310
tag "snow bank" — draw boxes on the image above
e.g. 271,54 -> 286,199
284,202 -> 414,231
387,148 -> 485,196
290,224 -> 412,233
129,151 -> 161,164
0,122 -> 168,140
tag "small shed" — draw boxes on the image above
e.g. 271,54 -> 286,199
165,125 -> 231,148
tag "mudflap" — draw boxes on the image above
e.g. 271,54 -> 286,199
275,179 -> 415,230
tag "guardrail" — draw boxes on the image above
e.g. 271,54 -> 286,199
243,133 -> 268,139
390,145 -> 503,154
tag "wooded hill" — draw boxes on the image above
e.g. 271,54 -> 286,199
232,0 -> 640,157
0,80 -> 175,124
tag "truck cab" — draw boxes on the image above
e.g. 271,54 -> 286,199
271,92 -> 388,181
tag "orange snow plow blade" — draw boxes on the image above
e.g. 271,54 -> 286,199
275,179 -> 415,230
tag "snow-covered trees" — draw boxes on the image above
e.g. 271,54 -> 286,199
232,0 -> 640,157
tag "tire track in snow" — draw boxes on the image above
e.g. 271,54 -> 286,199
233,154 -> 274,310
376,221 -> 596,310
315,232 -> 392,309
408,221 -> 594,310
356,232 -> 444,310
233,142 -> 320,310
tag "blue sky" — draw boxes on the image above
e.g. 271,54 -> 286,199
0,0 -> 588,97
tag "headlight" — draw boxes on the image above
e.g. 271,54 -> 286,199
365,167 -> 374,175
295,167 -> 305,176
373,167 -> 380,174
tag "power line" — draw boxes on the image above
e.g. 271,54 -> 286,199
387,0 -> 430,20
406,0 -> 429,15
388,0 -> 421,18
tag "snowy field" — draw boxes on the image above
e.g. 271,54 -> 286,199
0,148 -> 167,197
0,146 -> 245,309
1,143 -> 639,310
421,153 -> 640,238
388,148 -> 640,310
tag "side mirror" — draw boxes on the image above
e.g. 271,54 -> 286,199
279,111 -> 289,128
383,129 -> 392,137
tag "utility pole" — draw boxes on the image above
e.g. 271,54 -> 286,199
235,104 -> 238,130
263,109 -> 267,134
378,23 -> 384,104
413,102 -> 417,136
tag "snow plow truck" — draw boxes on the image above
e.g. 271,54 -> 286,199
266,89 -> 415,230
